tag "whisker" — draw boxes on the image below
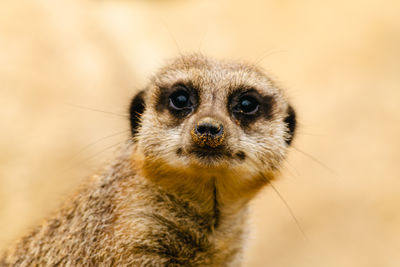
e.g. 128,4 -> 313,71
68,130 -> 130,162
64,102 -> 128,118
252,49 -> 287,67
197,26 -> 209,54
292,146 -> 337,176
245,157 -> 307,239
295,131 -> 328,137
282,159 -> 300,180
268,181 -> 308,241
58,139 -> 126,177
159,19 -> 183,56
81,140 -> 126,164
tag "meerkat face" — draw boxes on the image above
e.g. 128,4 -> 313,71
129,55 -> 296,178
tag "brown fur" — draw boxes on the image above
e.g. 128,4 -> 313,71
0,54 -> 295,266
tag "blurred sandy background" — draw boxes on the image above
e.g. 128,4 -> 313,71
1,0 -> 400,266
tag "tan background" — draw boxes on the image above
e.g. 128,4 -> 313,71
1,0 -> 400,266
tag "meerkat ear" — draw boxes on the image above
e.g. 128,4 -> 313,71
284,105 -> 296,145
129,90 -> 146,136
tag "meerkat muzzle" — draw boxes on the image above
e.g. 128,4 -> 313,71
191,117 -> 225,148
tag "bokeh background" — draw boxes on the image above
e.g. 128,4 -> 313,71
1,0 -> 400,266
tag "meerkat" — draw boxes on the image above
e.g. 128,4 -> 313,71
0,54 -> 296,266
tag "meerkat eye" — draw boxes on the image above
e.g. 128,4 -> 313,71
169,90 -> 191,110
237,95 -> 260,114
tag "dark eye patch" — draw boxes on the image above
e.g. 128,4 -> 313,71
155,82 -> 199,119
228,88 -> 274,127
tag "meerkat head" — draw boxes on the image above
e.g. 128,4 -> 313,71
129,54 -> 296,183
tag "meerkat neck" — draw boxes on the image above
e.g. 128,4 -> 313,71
133,155 -> 267,228
142,172 -> 250,231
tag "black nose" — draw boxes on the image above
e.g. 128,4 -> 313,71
191,117 -> 225,148
195,122 -> 224,137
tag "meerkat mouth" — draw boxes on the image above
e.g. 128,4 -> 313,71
176,145 -> 226,164
178,145 -> 246,167
191,147 -> 226,160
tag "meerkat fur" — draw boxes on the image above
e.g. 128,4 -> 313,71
1,54 -> 296,266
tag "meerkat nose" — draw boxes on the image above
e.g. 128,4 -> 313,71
191,117 -> 225,148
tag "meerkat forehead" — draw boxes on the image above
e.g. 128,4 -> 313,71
152,54 -> 279,98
